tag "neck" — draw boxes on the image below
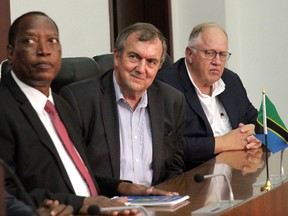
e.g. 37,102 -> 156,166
126,93 -> 144,111
198,85 -> 212,96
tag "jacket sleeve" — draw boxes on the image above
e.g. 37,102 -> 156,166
164,92 -> 186,178
94,175 -> 132,198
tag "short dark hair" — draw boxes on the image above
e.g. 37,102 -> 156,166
115,22 -> 167,66
8,11 -> 59,46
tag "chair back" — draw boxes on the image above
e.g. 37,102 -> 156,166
52,57 -> 102,93
93,53 -> 114,73
0,57 -> 102,93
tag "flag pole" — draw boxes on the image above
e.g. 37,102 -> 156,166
280,150 -> 285,177
261,89 -> 272,191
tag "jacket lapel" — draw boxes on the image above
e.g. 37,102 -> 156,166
178,63 -> 212,133
5,74 -> 74,191
147,84 -> 164,184
99,71 -> 121,178
218,70 -> 238,128
6,74 -> 59,154
55,97 -> 100,191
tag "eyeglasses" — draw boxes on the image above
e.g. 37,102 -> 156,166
190,47 -> 232,61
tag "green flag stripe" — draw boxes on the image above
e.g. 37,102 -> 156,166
266,96 -> 287,128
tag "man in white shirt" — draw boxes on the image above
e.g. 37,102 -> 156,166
157,22 -> 262,170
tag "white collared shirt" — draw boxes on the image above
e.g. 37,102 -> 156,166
185,60 -> 232,136
11,71 -> 90,196
113,71 -> 153,186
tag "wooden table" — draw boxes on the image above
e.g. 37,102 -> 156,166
145,148 -> 288,216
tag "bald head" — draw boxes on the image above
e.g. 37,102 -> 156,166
188,22 -> 228,48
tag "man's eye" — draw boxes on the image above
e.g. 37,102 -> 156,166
220,52 -> 228,57
129,54 -> 137,59
147,60 -> 157,68
49,38 -> 59,44
129,54 -> 140,62
206,50 -> 215,56
23,39 -> 36,44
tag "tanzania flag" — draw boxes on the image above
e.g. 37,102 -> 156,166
255,95 -> 288,153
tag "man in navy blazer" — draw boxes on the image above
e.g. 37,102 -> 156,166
157,22 -> 262,170
60,23 -> 185,186
0,11 -> 178,215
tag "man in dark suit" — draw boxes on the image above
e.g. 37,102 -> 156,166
156,22 -> 262,170
60,23 -> 185,186
0,11 -> 178,215
5,191 -> 73,216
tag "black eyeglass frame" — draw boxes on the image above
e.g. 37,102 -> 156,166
190,47 -> 232,61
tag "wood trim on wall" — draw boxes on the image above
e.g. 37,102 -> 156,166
0,0 -> 11,62
108,0 -> 115,52
108,0 -> 173,59
167,0 -> 173,61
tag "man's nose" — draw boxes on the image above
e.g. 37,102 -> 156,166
212,54 -> 222,64
37,41 -> 51,56
136,59 -> 146,72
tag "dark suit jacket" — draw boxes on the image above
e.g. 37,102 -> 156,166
0,73 -> 123,213
5,191 -> 33,216
60,70 -> 185,185
156,58 -> 258,170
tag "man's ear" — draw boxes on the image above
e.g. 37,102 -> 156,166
114,49 -> 119,67
7,45 -> 14,64
185,47 -> 193,64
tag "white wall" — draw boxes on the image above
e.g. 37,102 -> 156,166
171,0 -> 226,61
10,0 -> 288,126
229,0 -> 288,127
10,0 -> 111,57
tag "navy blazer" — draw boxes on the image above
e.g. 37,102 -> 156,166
0,73 -> 123,213
156,58 -> 258,170
60,70 -> 185,185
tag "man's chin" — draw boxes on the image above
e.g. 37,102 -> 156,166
27,79 -> 52,87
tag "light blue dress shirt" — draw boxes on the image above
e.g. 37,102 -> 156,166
113,72 -> 153,186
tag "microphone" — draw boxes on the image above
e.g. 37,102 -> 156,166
0,159 -> 40,216
194,173 -> 234,201
192,173 -> 242,215
87,204 -> 149,216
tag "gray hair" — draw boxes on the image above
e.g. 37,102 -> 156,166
115,22 -> 167,65
188,22 -> 228,48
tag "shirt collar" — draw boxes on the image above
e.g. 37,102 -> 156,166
184,59 -> 225,97
113,71 -> 148,109
11,71 -> 54,114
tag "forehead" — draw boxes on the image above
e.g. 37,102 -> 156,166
200,27 -> 228,48
125,33 -> 163,55
17,15 -> 58,36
